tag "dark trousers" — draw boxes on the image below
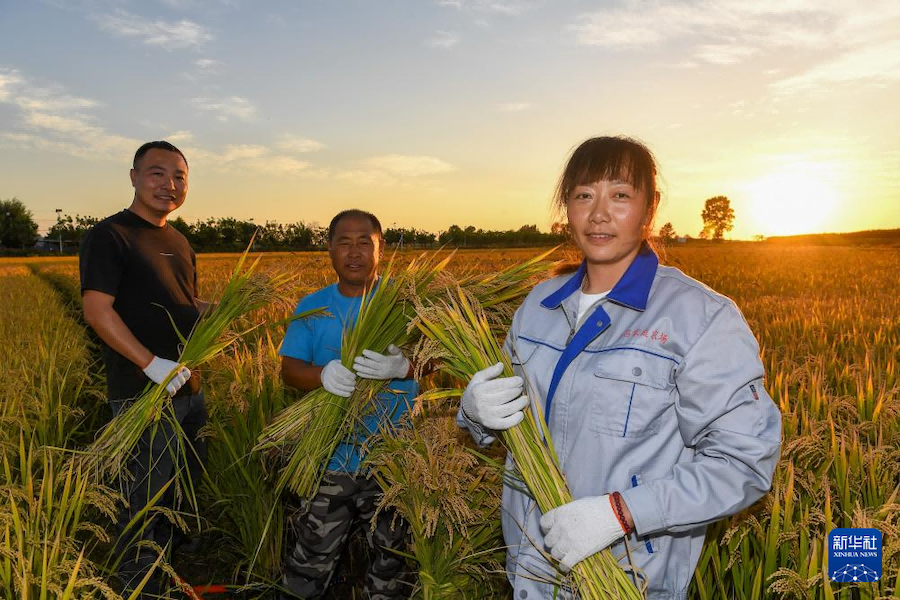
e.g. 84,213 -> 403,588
111,392 -> 207,599
282,472 -> 409,599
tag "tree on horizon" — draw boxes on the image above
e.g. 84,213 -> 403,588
658,222 -> 676,242
0,197 -> 39,248
701,196 -> 735,241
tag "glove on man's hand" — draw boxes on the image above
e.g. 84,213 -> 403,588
353,344 -> 411,380
461,362 -> 529,431
143,356 -> 191,396
539,494 -> 627,572
320,359 -> 357,397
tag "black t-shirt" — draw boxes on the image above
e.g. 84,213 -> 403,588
79,209 -> 201,400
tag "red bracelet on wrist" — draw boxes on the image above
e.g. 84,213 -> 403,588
610,492 -> 634,535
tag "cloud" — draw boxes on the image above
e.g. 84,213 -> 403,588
277,134 -> 325,153
158,0 -> 242,9
428,30 -> 460,48
221,144 -> 268,161
774,38 -> 900,92
195,58 -> 222,72
93,9 -> 213,49
25,112 -> 96,134
182,58 -> 223,82
0,68 -> 97,113
695,43 -> 758,65
336,169 -> 401,187
172,142 -> 312,175
363,154 -> 456,177
331,153 -> 457,187
0,132 -> 130,161
470,1 -> 532,15
15,93 -> 98,113
0,69 -> 23,102
499,102 -> 531,112
216,144 -> 310,174
568,2 -> 895,61
190,96 -> 257,122
0,67 -> 139,160
568,1 -> 900,95
0,67 -> 305,176
260,155 -> 311,174
436,0 -> 533,15
165,130 -> 195,144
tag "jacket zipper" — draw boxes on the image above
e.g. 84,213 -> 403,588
562,304 -> 577,345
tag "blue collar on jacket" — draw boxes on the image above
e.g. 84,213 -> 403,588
539,243 -> 659,312
537,244 -> 659,423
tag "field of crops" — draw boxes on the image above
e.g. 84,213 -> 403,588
1,244 -> 899,599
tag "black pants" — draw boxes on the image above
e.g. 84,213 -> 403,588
110,392 -> 207,599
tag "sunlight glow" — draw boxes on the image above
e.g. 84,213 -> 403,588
747,163 -> 840,237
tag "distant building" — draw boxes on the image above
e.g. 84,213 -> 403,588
34,236 -> 76,253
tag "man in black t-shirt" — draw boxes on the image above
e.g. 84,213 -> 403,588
80,141 -> 209,598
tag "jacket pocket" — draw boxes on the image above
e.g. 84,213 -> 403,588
589,351 -> 673,437
508,337 -> 539,368
508,338 -> 545,425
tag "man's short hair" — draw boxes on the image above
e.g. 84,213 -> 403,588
328,209 -> 383,243
133,141 -> 188,170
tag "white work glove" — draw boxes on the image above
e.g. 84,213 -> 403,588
142,356 -> 191,396
320,359 -> 357,397
460,362 -> 529,431
539,495 -> 628,573
352,344 -> 411,380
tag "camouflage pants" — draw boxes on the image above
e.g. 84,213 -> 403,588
281,472 -> 409,599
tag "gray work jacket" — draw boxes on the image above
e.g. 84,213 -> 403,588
458,248 -> 782,599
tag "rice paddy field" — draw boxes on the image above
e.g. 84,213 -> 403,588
2,244 -> 899,599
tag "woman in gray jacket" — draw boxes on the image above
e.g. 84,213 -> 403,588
458,136 -> 782,599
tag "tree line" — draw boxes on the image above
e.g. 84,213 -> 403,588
0,198 -> 568,252
1,195 -> 737,253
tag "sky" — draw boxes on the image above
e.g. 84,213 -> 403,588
1,0 -> 898,239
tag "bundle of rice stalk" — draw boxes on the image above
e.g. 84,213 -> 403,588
456,246 -> 559,309
79,246 -> 300,497
364,410 -> 506,599
255,252 -> 452,499
435,247 -> 558,342
413,288 -> 646,600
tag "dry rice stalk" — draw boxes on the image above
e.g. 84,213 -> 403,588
365,410 -> 506,599
413,286 -> 646,600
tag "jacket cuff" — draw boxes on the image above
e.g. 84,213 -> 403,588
456,406 -> 496,447
620,483 -> 667,536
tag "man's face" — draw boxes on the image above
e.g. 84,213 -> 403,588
328,215 -> 382,289
129,148 -> 188,221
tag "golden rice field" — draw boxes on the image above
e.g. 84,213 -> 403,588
1,245 -> 899,599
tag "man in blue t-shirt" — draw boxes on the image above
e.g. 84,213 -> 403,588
279,209 -> 415,600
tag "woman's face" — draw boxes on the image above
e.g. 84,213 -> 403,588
566,178 -> 651,274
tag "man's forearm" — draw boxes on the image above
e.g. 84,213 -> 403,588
281,358 -> 324,392
85,305 -> 154,369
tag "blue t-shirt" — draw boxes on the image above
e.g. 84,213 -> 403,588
279,283 -> 417,473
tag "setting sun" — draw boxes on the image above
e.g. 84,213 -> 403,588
747,164 -> 840,237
